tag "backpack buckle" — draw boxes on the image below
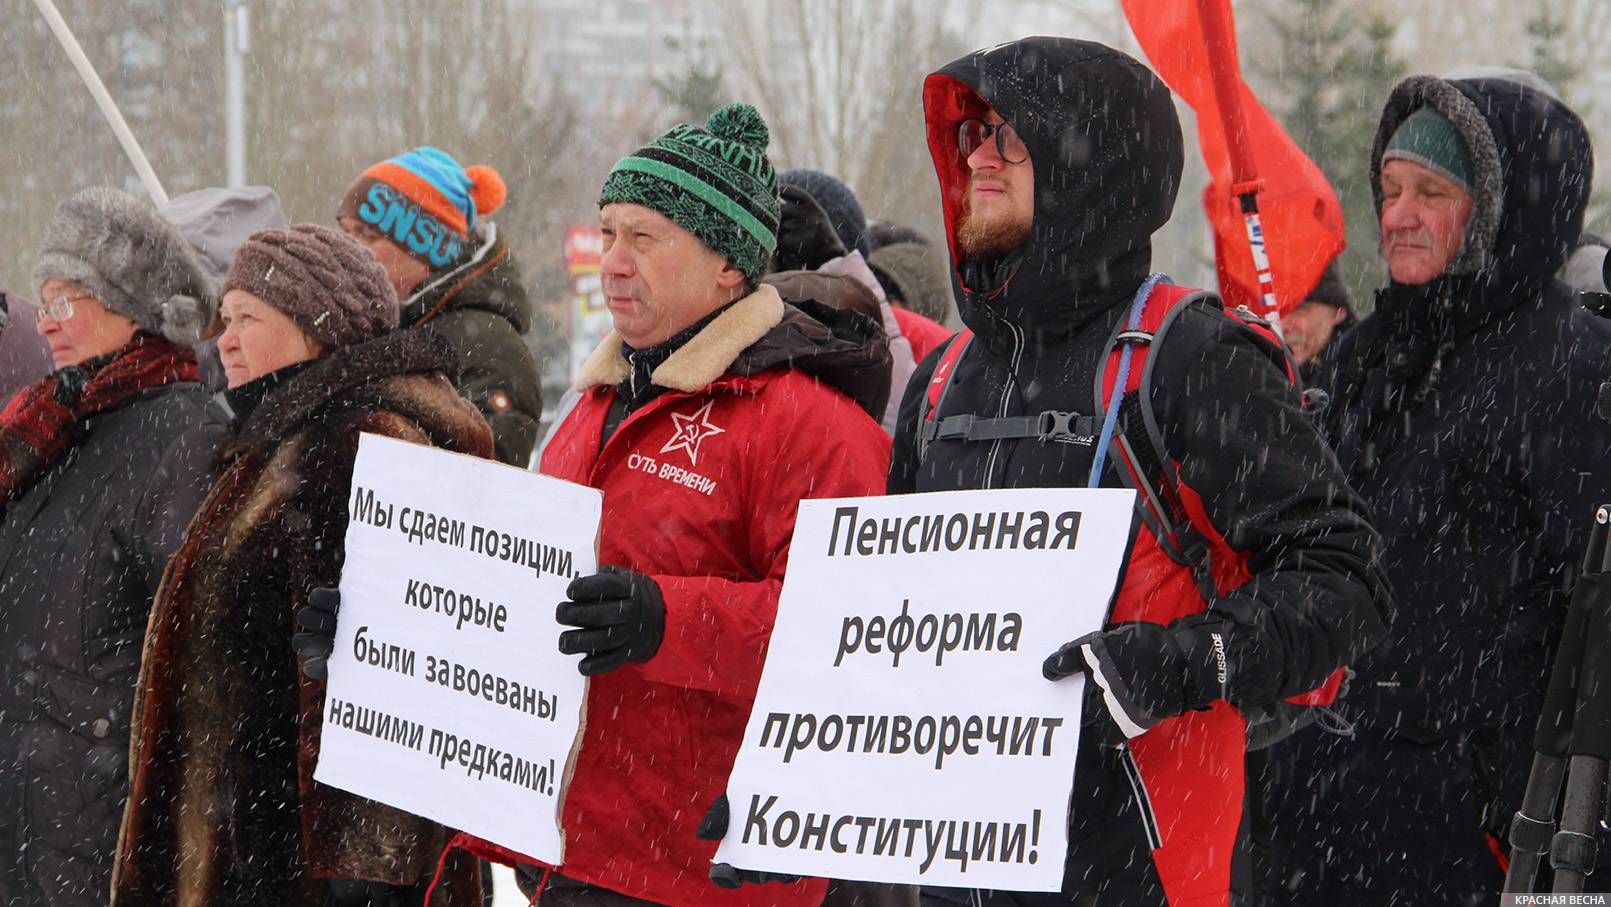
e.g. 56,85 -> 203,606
1036,410 -> 1094,443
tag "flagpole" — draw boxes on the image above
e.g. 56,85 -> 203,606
1195,0 -> 1281,332
31,0 -> 169,206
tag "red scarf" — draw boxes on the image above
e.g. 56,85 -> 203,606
0,334 -> 200,503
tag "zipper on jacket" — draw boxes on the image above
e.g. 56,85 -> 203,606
980,321 -> 1025,489
1120,745 -> 1163,851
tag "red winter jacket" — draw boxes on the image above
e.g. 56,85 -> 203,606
892,305 -> 954,365
539,286 -> 892,907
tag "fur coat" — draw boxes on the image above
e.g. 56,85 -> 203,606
111,329 -> 492,906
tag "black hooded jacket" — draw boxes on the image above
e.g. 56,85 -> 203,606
405,223 -> 543,466
889,37 -> 1388,900
1312,75 -> 1611,789
892,37 -> 1386,711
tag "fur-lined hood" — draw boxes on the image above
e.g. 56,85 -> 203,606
573,283 -> 891,419
1370,74 -> 1592,288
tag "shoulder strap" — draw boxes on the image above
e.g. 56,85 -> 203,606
916,330 -> 1102,454
916,330 -> 973,462
924,329 -> 973,421
1223,304 -> 1300,385
1096,283 -> 1228,600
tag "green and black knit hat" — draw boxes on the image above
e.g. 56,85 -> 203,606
1383,107 -> 1475,194
599,102 -> 780,281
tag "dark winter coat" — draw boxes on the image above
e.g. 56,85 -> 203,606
1311,73 -> 1611,824
893,38 -> 1388,905
111,329 -> 491,907
0,377 -> 222,907
406,223 -> 543,466
539,284 -> 891,907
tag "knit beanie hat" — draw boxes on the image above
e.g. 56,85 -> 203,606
338,147 -> 507,271
598,102 -> 780,281
1383,107 -> 1475,194
781,169 -> 871,258
1302,259 -> 1351,311
221,224 -> 398,350
33,187 -> 215,346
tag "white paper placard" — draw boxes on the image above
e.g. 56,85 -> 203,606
715,488 -> 1134,891
314,432 -> 600,865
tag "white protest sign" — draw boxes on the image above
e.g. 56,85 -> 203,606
716,487 -> 1135,891
314,432 -> 599,864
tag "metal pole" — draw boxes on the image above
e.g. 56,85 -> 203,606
31,0 -> 168,205
224,0 -> 249,188
1194,0 -> 1284,336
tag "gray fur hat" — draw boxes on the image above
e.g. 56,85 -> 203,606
33,187 -> 215,346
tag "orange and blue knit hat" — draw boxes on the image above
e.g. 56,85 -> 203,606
338,147 -> 507,270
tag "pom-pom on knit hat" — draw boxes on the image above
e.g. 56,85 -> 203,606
598,103 -> 780,281
338,147 -> 507,270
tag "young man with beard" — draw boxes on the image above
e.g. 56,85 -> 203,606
1264,71 -> 1611,905
888,38 -> 1390,907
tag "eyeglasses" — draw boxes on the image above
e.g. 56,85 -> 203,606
35,292 -> 93,325
958,118 -> 1029,164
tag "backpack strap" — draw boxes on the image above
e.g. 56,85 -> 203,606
1096,284 -> 1225,601
915,277 -> 1174,467
916,329 -> 1105,457
1087,274 -> 1170,486
917,330 -> 973,462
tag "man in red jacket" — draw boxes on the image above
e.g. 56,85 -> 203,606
531,103 -> 892,906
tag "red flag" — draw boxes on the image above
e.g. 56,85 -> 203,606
1122,0 -> 1344,317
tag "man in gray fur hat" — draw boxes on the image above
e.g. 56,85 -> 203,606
0,187 -> 226,907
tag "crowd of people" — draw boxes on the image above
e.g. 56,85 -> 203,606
0,31 -> 1607,907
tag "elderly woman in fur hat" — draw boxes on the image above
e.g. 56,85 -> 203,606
0,188 -> 225,907
110,224 -> 491,906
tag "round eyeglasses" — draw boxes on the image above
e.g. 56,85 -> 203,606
958,118 -> 1029,164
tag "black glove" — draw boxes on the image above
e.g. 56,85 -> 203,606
556,566 -> 665,676
774,185 -> 848,272
696,794 -> 804,890
1043,620 -> 1231,739
293,586 -> 341,680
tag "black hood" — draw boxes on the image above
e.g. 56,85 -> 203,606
1368,74 -> 1593,333
922,37 -> 1183,340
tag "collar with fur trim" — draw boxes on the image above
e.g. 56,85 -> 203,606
574,284 -> 786,393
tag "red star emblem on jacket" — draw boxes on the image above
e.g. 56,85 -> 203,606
659,400 -> 725,466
